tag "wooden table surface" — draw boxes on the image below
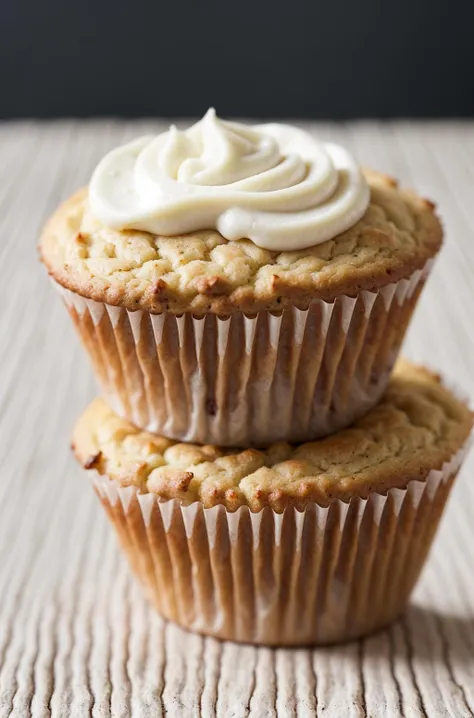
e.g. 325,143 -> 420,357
1,120 -> 473,718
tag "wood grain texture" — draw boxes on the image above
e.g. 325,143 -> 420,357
0,120 -> 473,718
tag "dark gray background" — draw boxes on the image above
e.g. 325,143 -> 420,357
1,0 -> 473,119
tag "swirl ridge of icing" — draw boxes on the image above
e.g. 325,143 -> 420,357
89,109 -> 370,251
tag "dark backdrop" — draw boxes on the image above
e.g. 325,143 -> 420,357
2,0 -> 474,119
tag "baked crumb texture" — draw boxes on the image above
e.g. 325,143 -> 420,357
73,361 -> 472,512
41,171 -> 442,315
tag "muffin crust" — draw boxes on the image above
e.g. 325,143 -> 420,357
73,361 -> 472,512
41,171 -> 442,315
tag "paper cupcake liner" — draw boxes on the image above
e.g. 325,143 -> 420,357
58,261 -> 432,446
90,435 -> 470,646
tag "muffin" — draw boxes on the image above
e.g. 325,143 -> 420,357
42,110 -> 442,446
72,360 -> 472,645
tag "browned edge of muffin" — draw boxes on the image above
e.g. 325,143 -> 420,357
40,171 -> 442,316
71,361 -> 472,513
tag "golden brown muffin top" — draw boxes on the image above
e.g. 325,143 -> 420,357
41,171 -> 441,315
73,361 -> 472,512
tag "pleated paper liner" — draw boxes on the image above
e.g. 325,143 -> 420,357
89,435 -> 471,647
57,260 -> 432,447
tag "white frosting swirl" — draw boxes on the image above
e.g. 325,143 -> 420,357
89,109 -> 370,251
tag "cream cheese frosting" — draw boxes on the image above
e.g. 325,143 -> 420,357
89,109 -> 370,252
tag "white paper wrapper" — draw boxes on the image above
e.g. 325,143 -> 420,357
58,261 -> 432,446
90,434 -> 470,646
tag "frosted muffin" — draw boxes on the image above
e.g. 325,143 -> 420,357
42,110 -> 442,446
73,361 -> 472,645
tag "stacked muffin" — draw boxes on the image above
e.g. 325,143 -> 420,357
40,112 -> 472,645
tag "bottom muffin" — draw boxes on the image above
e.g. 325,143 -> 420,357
72,361 -> 472,646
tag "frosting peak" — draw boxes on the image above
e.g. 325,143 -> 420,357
89,109 -> 370,251
165,109 -> 281,186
